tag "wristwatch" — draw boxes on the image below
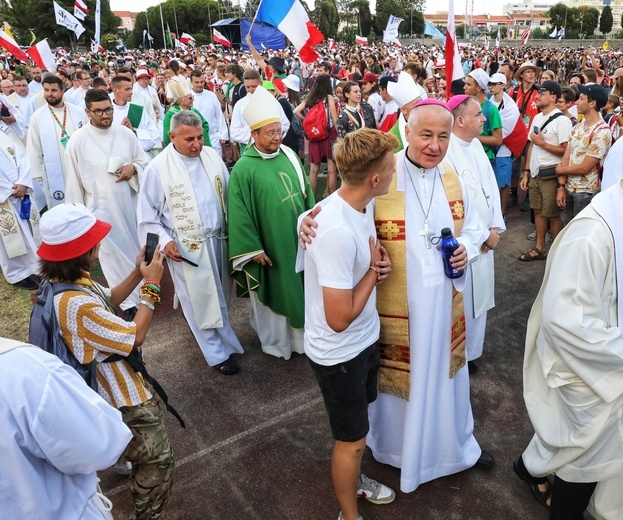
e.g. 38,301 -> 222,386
557,182 -> 565,189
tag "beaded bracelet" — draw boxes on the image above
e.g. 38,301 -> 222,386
144,280 -> 160,288
140,299 -> 155,311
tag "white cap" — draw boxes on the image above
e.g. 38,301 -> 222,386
242,86 -> 282,131
468,68 -> 491,92
489,72 -> 506,85
387,71 -> 422,108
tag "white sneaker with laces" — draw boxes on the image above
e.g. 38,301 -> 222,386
337,513 -> 363,520
356,473 -> 396,505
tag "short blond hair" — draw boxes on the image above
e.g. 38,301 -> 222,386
334,129 -> 398,186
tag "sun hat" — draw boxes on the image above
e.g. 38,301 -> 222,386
514,61 -> 541,80
283,74 -> 300,92
37,203 -> 111,262
267,56 -> 286,73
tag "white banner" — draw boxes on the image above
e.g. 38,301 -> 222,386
53,1 -> 85,39
383,14 -> 403,43
74,5 -> 86,20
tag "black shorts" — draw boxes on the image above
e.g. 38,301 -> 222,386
308,342 -> 380,442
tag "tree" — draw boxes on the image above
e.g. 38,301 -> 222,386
578,6 -> 600,37
546,3 -> 570,31
403,9 -> 425,36
131,0 -> 221,49
600,5 -> 613,35
348,0 -> 373,36
373,0 -> 406,37
312,0 -> 340,39
0,0 -> 120,48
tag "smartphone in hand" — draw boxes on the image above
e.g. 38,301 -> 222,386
533,126 -> 539,134
145,232 -> 159,265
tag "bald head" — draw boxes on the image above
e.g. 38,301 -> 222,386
0,79 -> 13,96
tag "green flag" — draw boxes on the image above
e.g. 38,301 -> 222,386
166,23 -> 173,48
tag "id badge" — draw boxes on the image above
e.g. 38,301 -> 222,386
522,115 -> 530,129
60,135 -> 70,148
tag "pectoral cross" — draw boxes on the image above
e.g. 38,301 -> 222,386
420,220 -> 435,249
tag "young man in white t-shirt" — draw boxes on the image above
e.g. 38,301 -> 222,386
303,128 -> 397,520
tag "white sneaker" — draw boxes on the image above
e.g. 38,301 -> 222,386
527,230 -> 536,240
356,473 -> 396,505
545,231 -> 552,243
337,513 -> 363,520
111,456 -> 132,476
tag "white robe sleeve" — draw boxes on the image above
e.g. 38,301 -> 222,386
229,101 -> 250,145
137,160 -> 175,247
64,135 -> 86,205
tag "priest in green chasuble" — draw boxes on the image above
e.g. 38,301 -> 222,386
229,85 -> 315,359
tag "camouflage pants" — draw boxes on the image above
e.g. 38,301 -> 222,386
121,395 -> 175,520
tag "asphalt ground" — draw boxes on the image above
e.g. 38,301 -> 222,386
98,196 -> 591,520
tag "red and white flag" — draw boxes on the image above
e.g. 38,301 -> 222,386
26,39 -> 56,70
0,30 -> 28,63
328,38 -> 335,50
355,35 -> 368,45
213,29 -> 231,49
74,0 -> 89,20
445,0 -> 464,97
179,32 -> 195,45
498,91 -> 529,157
521,26 -> 531,45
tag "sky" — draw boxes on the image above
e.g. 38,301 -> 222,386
109,0 -> 506,16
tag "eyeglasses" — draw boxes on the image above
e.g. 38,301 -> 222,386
88,107 -> 114,116
261,130 -> 282,138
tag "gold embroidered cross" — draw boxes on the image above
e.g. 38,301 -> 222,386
378,221 -> 400,240
452,201 -> 464,220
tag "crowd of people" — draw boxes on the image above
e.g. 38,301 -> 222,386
0,36 -> 622,520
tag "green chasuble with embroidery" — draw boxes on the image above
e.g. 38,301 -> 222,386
228,146 -> 315,329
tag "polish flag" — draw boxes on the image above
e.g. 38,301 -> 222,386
256,0 -> 324,63
75,0 -> 90,14
328,38 -> 336,50
179,32 -> 195,45
497,91 -> 529,157
355,35 -> 368,45
26,39 -> 56,70
445,0 -> 464,98
212,29 -> 231,48
0,30 -> 28,63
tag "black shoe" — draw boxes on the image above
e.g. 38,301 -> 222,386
13,277 -> 39,290
474,450 -> 495,468
468,361 -> 478,374
123,306 -> 138,322
513,456 -> 551,508
214,358 -> 240,375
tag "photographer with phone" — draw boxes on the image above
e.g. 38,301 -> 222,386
138,110 -> 244,375
518,81 -> 572,262
36,202 -> 175,520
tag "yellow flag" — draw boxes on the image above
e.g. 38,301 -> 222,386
3,22 -> 13,40
603,41 -> 609,51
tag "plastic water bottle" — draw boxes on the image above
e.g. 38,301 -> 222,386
440,227 -> 464,279
19,194 -> 31,220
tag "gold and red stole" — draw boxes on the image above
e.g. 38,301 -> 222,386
374,161 -> 467,401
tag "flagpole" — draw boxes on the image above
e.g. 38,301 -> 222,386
173,0 -> 179,40
160,4 -> 166,50
247,0 -> 266,37
146,13 -> 152,50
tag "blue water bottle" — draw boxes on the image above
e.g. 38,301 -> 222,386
19,194 -> 31,219
440,227 -> 464,279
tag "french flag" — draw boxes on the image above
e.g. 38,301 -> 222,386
26,39 -> 56,70
213,29 -> 232,49
256,0 -> 324,63
497,91 -> 529,157
444,0 -> 463,97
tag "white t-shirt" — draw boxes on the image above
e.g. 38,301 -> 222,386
529,109 -> 572,177
304,192 -> 380,366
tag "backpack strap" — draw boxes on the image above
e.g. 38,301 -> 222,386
539,112 -> 565,133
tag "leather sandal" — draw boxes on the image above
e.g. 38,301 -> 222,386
513,457 -> 551,508
518,247 -> 547,262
